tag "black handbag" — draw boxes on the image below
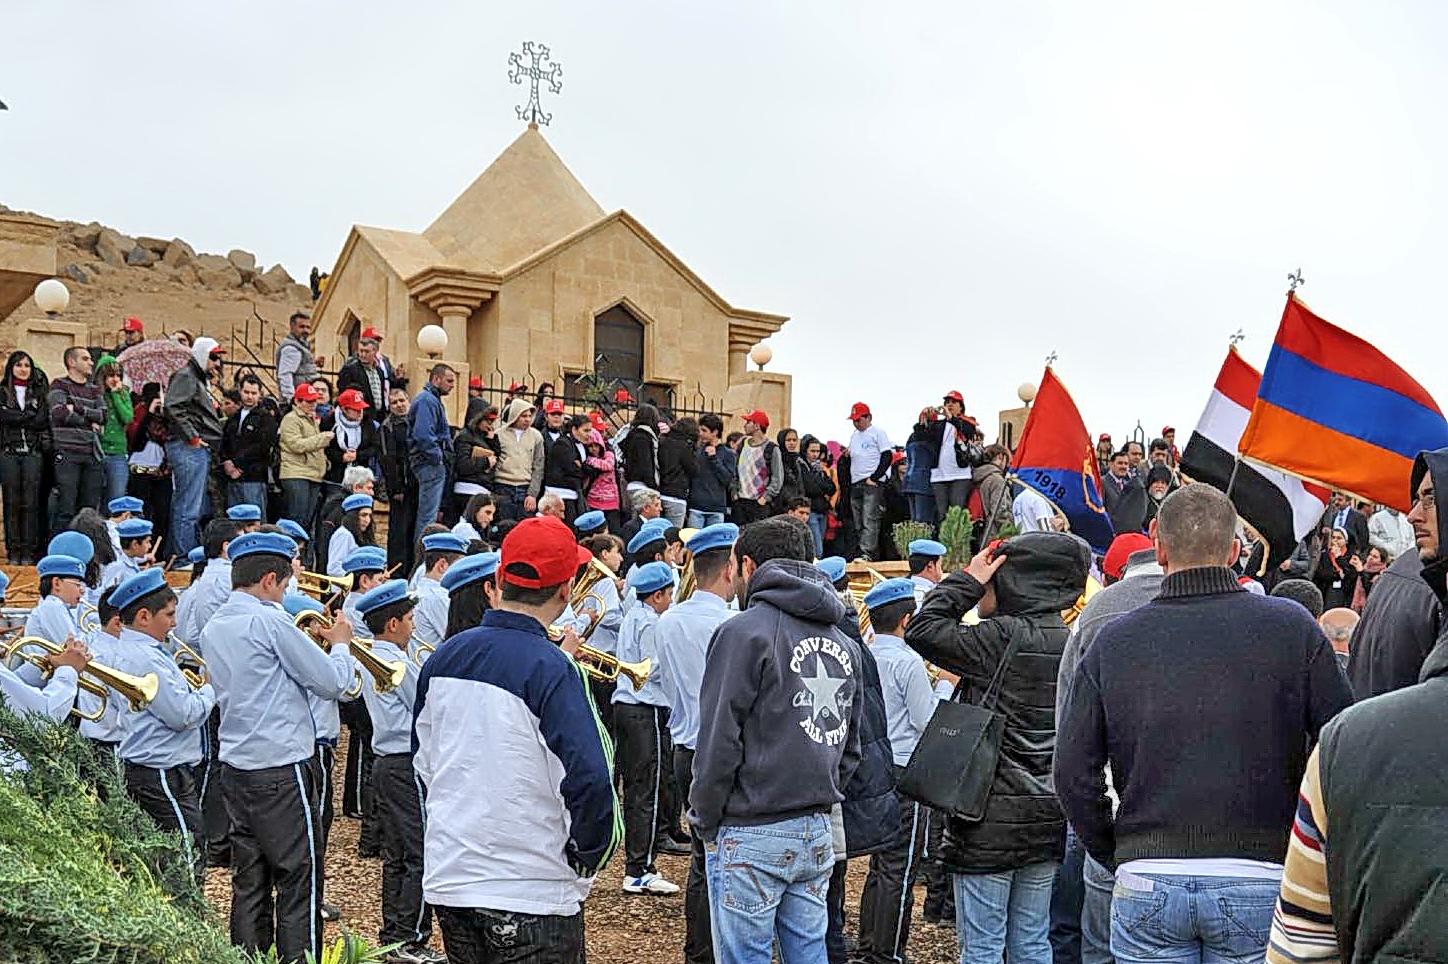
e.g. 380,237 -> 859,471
897,636 -> 1018,821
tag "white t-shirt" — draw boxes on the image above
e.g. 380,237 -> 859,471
848,425 -> 892,483
1013,487 -> 1057,532
931,422 -> 972,483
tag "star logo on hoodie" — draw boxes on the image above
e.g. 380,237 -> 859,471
790,635 -> 855,745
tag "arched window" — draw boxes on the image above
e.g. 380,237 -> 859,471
593,305 -> 644,385
342,312 -> 362,361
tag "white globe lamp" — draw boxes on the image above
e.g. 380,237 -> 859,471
749,344 -> 773,371
34,278 -> 69,316
416,324 -> 448,359
1017,382 -> 1038,406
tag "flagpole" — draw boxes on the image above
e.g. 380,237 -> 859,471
1224,457 -> 1243,500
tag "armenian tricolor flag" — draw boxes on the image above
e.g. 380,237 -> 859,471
1012,367 -> 1114,552
1239,294 -> 1448,512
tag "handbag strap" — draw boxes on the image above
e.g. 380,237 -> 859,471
977,633 -> 1021,711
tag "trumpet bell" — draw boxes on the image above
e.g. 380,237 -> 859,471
3,635 -> 159,719
296,570 -> 353,600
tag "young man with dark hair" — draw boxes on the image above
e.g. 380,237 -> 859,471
613,561 -> 682,895
204,531 -> 358,963
688,413 -> 736,528
1057,485 -> 1352,964
276,311 -> 319,402
414,516 -> 618,963
656,523 -> 738,963
784,495 -> 812,525
49,344 -> 106,530
109,568 -> 217,887
408,363 -> 457,544
221,373 -> 276,515
355,580 -> 442,964
1102,449 -> 1147,534
856,577 -> 936,964
692,516 -> 864,961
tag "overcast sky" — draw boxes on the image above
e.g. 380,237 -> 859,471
5,1 -> 1445,446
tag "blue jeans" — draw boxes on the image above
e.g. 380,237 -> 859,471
103,453 -> 130,503
908,492 -> 937,527
412,461 -> 446,543
954,861 -> 1058,964
705,813 -> 834,964
228,480 -> 268,516
165,441 -> 211,558
1082,855 -> 1113,964
807,512 -> 826,556
1051,830 -> 1087,964
492,481 -> 531,522
687,508 -> 726,529
1110,873 -> 1277,964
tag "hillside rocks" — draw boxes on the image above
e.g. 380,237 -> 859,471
55,219 -> 303,299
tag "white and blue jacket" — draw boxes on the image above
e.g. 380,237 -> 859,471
413,609 -> 619,916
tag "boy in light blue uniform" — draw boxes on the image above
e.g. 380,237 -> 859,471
413,532 -> 467,651
574,508 -> 608,537
227,502 -> 263,533
907,538 -> 947,609
109,568 -> 218,888
336,544 -> 390,866
100,518 -> 152,593
202,530 -> 358,964
654,523 -> 738,960
107,495 -> 145,559
355,579 -> 441,963
856,577 -> 937,964
23,554 -> 86,650
78,586 -> 127,754
174,518 -> 242,651
613,560 -> 679,896
0,570 -> 87,771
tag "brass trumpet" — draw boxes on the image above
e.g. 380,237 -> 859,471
1061,576 -> 1103,626
3,635 -> 159,721
848,567 -> 888,640
411,640 -> 435,668
296,570 -> 353,601
167,632 -> 209,689
293,610 -> 407,695
77,602 -> 100,634
545,626 -> 652,688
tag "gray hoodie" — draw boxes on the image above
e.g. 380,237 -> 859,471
689,559 -> 864,842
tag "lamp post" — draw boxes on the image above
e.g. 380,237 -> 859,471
1017,382 -> 1037,408
416,324 -> 448,360
749,344 -> 773,372
34,278 -> 69,316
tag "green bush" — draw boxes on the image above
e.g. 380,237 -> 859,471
891,521 -> 933,560
0,704 -> 253,964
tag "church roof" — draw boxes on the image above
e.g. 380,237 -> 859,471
354,225 -> 446,279
422,125 -> 605,273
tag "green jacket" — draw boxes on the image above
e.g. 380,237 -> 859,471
97,354 -> 133,456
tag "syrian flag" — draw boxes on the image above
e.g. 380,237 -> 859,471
1180,349 -> 1329,571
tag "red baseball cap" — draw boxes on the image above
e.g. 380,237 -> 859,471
741,409 -> 769,431
1098,433 -> 1112,442
360,326 -> 382,342
589,410 -> 609,433
848,402 -> 872,420
943,390 -> 964,404
614,387 -> 634,404
507,380 -> 528,393
122,316 -> 144,333
466,375 -> 481,389
1161,425 -> 1175,435
292,383 -> 323,403
1102,533 -> 1154,581
500,516 -> 592,589
543,398 -> 566,415
336,388 -> 367,412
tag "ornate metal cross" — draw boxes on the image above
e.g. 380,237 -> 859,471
509,42 -> 563,126
1287,267 -> 1306,291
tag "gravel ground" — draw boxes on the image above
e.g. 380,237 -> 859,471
203,746 -> 965,963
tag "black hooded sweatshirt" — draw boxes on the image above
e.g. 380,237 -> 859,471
905,531 -> 1090,873
690,559 -> 864,843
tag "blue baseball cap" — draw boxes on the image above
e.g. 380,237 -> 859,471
907,539 -> 947,559
574,510 -> 607,534
685,523 -> 738,555
356,579 -> 416,617
107,496 -> 144,516
229,531 -> 299,562
628,561 -> 674,597
341,546 -> 387,574
48,532 -> 94,565
864,577 -> 917,611
116,518 -> 154,539
441,551 -> 500,592
38,554 -> 86,580
342,493 -> 374,513
282,591 -> 324,617
227,503 -> 262,522
110,568 -> 168,612
422,532 -> 469,555
815,556 -> 847,584
276,519 -> 310,543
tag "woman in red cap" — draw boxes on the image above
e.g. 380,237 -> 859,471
322,387 -> 378,484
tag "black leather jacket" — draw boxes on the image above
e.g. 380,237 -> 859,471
0,378 -> 50,454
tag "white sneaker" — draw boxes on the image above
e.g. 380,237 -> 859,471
622,871 -> 680,895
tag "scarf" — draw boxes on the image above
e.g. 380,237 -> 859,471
334,410 -> 363,452
1351,555 -> 1386,611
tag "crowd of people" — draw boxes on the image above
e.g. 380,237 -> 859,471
1,314 -> 1445,964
